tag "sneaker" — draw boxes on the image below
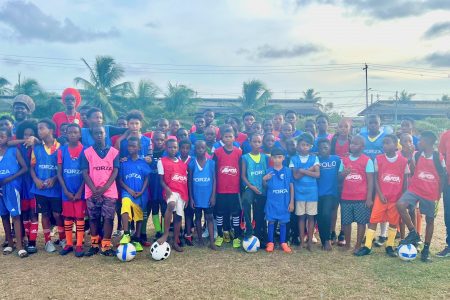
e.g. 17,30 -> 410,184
60,246 -> 73,255
1,240 -> 8,248
142,241 -> 151,247
215,236 -> 224,247
202,229 -> 209,238
26,245 -> 37,254
266,242 -> 274,252
133,242 -> 144,252
354,246 -> 371,256
312,235 -> 318,244
100,248 -> 116,257
337,232 -> 346,246
385,246 -> 397,257
291,236 -> 300,246
75,246 -> 84,258
421,247 -> 432,263
436,246 -> 450,258
399,230 -> 420,246
330,231 -> 337,245
374,236 -> 387,247
184,235 -> 194,246
223,231 -> 231,243
44,241 -> 56,253
112,230 -> 123,238
59,239 -> 67,249
281,243 -> 292,253
120,234 -> 131,245
232,238 -> 241,248
85,246 -> 99,257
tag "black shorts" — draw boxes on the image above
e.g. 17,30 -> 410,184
341,200 -> 370,225
194,207 -> 214,219
184,204 -> 194,217
35,195 -> 62,215
215,193 -> 241,216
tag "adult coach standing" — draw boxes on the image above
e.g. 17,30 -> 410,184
52,88 -> 83,137
12,94 -> 35,132
437,109 -> 450,258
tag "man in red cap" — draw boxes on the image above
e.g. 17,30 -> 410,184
52,88 -> 83,137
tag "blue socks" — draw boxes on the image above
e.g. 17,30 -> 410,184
268,222 -> 275,243
280,223 -> 287,244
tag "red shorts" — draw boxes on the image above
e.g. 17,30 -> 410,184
21,198 -> 36,212
62,200 -> 87,219
369,195 -> 400,225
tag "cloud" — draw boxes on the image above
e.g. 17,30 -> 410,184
295,0 -> 450,20
145,22 -> 159,29
0,1 -> 119,43
423,52 -> 450,67
239,43 -> 323,60
423,22 -> 450,39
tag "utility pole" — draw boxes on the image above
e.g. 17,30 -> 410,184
363,63 -> 368,108
394,91 -> 398,128
370,94 -> 373,105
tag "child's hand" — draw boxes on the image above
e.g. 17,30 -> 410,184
250,185 -> 262,195
120,157 -> 128,163
263,172 -> 274,181
288,202 -> 294,212
209,196 -> 216,208
144,156 -> 152,164
64,190 -> 74,201
35,178 -> 45,189
74,190 -> 83,201
342,167 -> 352,177
23,136 -> 38,148
378,194 -> 387,204
365,198 -> 373,208
46,177 -> 56,188
190,200 -> 195,210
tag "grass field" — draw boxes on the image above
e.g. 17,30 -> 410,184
1,203 -> 450,299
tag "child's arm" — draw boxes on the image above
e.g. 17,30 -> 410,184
29,150 -> 44,189
96,168 -> 118,197
300,164 -> 320,178
291,167 -> 303,180
288,182 -> 294,212
374,172 -> 386,203
57,163 -> 74,201
119,177 -> 137,198
366,172 -> 374,208
210,170 -> 216,208
188,168 -> 195,209
8,136 -> 41,147
241,158 -> 262,194
74,180 -> 85,201
82,169 -> 97,195
1,150 -> 28,186
136,177 -> 149,198
159,175 -> 172,200
262,171 -> 273,187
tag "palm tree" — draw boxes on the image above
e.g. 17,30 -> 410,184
162,83 -> 197,122
440,94 -> 450,102
0,77 -> 11,95
300,88 -> 321,102
74,56 -> 133,121
235,79 -> 276,118
398,90 -> 415,102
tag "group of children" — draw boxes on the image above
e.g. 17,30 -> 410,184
0,90 -> 447,263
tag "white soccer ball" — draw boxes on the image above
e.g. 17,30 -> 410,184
150,241 -> 171,261
242,236 -> 260,253
398,244 -> 417,261
116,243 -> 137,262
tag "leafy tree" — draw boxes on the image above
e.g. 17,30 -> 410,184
234,79 -> 277,118
0,77 -> 11,95
299,88 -> 321,102
398,90 -> 415,102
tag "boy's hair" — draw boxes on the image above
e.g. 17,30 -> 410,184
66,123 -> 81,132
0,127 -> 11,137
225,116 -> 241,126
401,117 -> 415,126
16,119 -> 38,139
250,132 -> 263,140
263,132 -> 275,140
242,111 -> 256,120
126,110 -> 144,122
153,130 -> 166,139
0,115 -> 14,124
128,136 -> 141,147
317,138 -> 331,148
87,107 -> 102,119
179,139 -> 191,148
220,125 -> 235,137
297,132 -> 314,145
177,127 -> 188,135
204,125 -> 215,132
158,118 -> 169,124
367,114 -> 380,122
60,122 -> 70,128
271,147 -> 285,157
165,138 -> 178,146
285,110 -> 296,117
273,112 -> 283,117
353,135 -> 366,146
252,121 -> 262,129
38,118 -> 56,131
383,134 -> 398,146
399,132 -> 412,142
194,114 -> 205,121
420,130 -> 437,145
203,108 -> 214,115
316,114 -> 329,123
262,119 -> 272,125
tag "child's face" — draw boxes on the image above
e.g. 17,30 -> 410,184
418,136 -> 432,152
286,140 -> 297,155
170,121 -> 180,133
117,118 -> 128,128
281,123 -> 293,139
153,133 -> 165,150
318,142 -> 330,157
0,119 -> 12,131
383,137 -> 397,154
177,130 -> 188,141
89,112 -> 103,127
263,134 -> 275,149
316,117 -> 328,133
0,131 -> 8,146
195,141 -> 207,157
23,128 -> 35,139
195,117 -> 206,132
250,135 -> 262,151
205,128 -> 216,143
180,143 -> 191,157
400,135 -> 414,152
60,125 -> 68,136
243,115 -> 255,130
338,120 -> 350,136
37,123 -> 51,140
285,113 -> 297,127
263,120 -> 273,133
350,137 -> 364,154
251,123 -> 263,135
304,121 -> 316,136
127,140 -> 140,156
204,111 -> 214,126
67,126 -> 81,144
272,115 -> 283,128
157,120 -> 169,133
367,117 -> 380,135
226,119 -> 238,131
80,108 -> 89,125
297,140 -> 311,155
166,141 -> 179,157
92,126 -> 105,144
222,132 -> 235,146
401,120 -> 413,134
128,118 -> 141,132
271,154 -> 284,166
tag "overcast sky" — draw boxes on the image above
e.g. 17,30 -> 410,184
1,0 -> 450,116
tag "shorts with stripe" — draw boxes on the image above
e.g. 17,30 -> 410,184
0,186 -> 21,217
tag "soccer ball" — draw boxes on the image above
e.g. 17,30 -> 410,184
150,241 -> 171,261
242,236 -> 260,253
116,243 -> 137,262
398,244 -> 417,261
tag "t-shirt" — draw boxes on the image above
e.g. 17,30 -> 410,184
52,111 -> 83,137
120,158 -> 151,208
158,157 -> 188,201
339,154 -> 373,201
289,154 -> 319,202
265,166 -> 292,223
242,152 -> 269,192
361,131 -> 387,160
58,144 -> 84,201
317,155 -> 341,197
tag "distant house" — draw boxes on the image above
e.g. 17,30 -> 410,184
358,100 -> 450,121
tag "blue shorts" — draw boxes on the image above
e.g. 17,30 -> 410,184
0,185 -> 21,217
